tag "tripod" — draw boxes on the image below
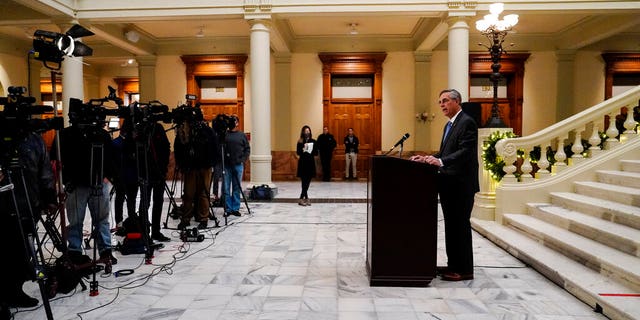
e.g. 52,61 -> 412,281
1,162 -> 55,320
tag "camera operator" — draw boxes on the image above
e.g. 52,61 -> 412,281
111,119 -> 138,233
136,120 -> 171,242
0,125 -> 57,317
174,109 -> 218,230
223,115 -> 250,217
56,104 -> 117,265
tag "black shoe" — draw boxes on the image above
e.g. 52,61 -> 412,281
99,249 -> 118,265
151,232 -> 171,242
230,211 -> 241,217
197,221 -> 208,229
8,291 -> 39,308
177,221 -> 190,230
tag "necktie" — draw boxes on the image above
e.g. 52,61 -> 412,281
442,121 -> 452,143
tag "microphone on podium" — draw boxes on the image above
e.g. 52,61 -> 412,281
385,133 -> 410,156
392,133 -> 410,148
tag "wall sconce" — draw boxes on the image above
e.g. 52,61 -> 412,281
416,112 -> 435,123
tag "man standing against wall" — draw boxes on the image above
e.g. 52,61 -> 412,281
344,128 -> 359,180
316,126 -> 337,181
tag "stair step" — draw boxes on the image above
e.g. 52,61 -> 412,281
596,170 -> 640,188
550,192 -> 640,230
574,181 -> 640,207
621,160 -> 640,173
503,214 -> 640,293
527,203 -> 640,257
472,218 -> 640,320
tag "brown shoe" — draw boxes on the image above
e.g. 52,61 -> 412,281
298,199 -> 305,206
304,199 -> 311,206
440,272 -> 473,281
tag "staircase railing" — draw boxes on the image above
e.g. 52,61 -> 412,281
495,86 -> 640,184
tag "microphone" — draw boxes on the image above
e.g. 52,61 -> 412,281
392,133 -> 410,148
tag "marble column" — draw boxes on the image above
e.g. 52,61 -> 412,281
61,56 -> 83,127
248,19 -> 273,188
447,16 -> 470,102
414,51 -> 432,152
555,50 -> 576,122
137,55 -> 157,101
273,53 -> 291,151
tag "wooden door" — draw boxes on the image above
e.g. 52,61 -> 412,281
319,53 -> 386,180
328,102 -> 374,178
469,53 -> 529,136
181,55 -> 247,129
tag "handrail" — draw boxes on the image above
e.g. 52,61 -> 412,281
494,85 -> 640,183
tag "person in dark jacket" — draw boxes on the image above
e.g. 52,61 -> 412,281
0,128 -> 57,316
58,116 -> 118,266
344,128 -> 359,179
111,119 -> 138,233
174,113 -> 218,230
410,88 -> 479,281
316,126 -> 336,181
296,125 -> 318,206
222,115 -> 250,217
135,121 -> 171,242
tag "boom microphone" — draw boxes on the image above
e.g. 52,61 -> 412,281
392,133 -> 410,148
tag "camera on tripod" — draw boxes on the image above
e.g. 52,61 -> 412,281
212,113 -> 237,137
0,86 -> 63,135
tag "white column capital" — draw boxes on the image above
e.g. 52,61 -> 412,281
136,55 -> 157,66
555,49 -> 577,62
414,51 -> 433,63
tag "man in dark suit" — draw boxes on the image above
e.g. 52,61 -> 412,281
410,88 -> 479,281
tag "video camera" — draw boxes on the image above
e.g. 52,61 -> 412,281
212,113 -> 237,137
0,86 -> 63,134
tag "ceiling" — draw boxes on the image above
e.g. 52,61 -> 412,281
1,0 -> 639,67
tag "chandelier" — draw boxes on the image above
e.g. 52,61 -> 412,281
475,3 -> 519,128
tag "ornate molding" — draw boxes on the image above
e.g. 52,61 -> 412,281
244,0 -> 272,19
448,1 -> 477,9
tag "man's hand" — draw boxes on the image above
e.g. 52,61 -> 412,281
410,155 -> 442,166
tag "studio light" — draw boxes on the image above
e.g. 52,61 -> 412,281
32,24 -> 94,70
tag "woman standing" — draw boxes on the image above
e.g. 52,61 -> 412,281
296,125 -> 318,206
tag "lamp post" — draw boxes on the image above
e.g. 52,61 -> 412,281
476,3 -> 518,128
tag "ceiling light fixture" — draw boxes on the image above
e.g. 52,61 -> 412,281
124,30 -> 140,43
349,23 -> 358,35
196,26 -> 205,38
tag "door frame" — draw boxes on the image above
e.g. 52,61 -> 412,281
469,53 -> 529,136
318,53 -> 386,178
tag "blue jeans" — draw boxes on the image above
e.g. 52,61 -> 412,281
223,163 -> 244,212
66,182 -> 112,254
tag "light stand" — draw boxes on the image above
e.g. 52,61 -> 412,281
476,3 -> 518,128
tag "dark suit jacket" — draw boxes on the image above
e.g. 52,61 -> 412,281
434,111 -> 479,195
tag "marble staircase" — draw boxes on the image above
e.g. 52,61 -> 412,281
473,159 -> 640,320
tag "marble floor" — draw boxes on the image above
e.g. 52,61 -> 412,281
13,181 -> 607,320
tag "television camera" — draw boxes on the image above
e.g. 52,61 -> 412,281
0,86 -> 63,136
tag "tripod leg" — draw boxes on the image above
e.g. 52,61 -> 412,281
234,172 -> 251,215
163,166 -> 182,228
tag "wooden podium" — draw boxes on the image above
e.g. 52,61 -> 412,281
366,155 -> 438,287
